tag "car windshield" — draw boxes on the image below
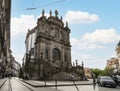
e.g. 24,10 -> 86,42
102,77 -> 112,80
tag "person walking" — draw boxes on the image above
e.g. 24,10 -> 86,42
93,77 -> 96,90
114,76 -> 118,86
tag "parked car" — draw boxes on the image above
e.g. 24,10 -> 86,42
97,76 -> 116,88
112,75 -> 120,86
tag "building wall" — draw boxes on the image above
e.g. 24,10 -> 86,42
106,57 -> 118,69
0,0 -> 11,77
84,67 -> 92,79
25,28 -> 36,54
24,10 -> 85,80
25,10 -> 72,69
11,56 -> 21,77
115,41 -> 120,72
34,10 -> 71,69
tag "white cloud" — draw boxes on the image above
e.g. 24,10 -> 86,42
81,28 -> 120,44
11,15 -> 37,37
70,38 -> 79,45
83,58 -> 106,69
11,14 -> 50,38
71,28 -> 120,50
64,10 -> 99,24
79,43 -> 105,49
71,38 -> 105,50
71,50 -> 106,69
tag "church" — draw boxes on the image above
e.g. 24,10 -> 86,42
24,10 -> 85,80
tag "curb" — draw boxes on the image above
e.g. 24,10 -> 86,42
0,78 -> 7,88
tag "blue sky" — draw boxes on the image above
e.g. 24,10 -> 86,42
11,0 -> 120,69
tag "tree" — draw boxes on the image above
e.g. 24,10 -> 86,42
91,67 -> 114,78
103,67 -> 114,76
91,68 -> 102,78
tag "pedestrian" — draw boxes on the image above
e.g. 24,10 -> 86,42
26,74 -> 28,80
71,75 -> 75,81
114,76 -> 118,86
93,77 -> 96,90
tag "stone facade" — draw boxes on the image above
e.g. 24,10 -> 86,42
84,67 -> 92,79
11,55 -> 21,77
115,41 -> 120,74
35,10 -> 71,66
106,57 -> 119,69
24,10 -> 84,80
0,0 -> 11,77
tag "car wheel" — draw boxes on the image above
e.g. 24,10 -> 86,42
112,85 -> 116,88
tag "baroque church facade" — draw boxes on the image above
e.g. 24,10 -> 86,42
24,10 -> 85,80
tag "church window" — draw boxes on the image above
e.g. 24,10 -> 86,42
45,49 -> 49,59
52,48 -> 61,61
65,55 -> 67,62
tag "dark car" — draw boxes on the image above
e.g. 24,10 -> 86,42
97,76 -> 116,88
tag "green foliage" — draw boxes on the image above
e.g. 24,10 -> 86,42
91,68 -> 102,78
91,67 -> 114,78
103,68 -> 114,76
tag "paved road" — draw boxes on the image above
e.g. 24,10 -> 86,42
0,77 -> 61,91
98,86 -> 120,91
0,77 -> 119,91
0,78 -> 9,91
57,85 -> 98,91
0,78 -> 32,91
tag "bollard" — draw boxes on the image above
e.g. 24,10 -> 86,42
55,80 -> 57,90
45,79 -> 46,86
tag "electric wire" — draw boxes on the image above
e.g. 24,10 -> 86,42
26,0 -> 66,10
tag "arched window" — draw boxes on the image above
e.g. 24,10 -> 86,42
45,49 -> 49,59
52,48 -> 61,61
65,55 -> 67,62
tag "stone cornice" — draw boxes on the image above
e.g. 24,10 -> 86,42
35,32 -> 71,47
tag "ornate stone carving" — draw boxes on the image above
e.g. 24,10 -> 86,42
28,10 -> 85,80
55,10 -> 58,18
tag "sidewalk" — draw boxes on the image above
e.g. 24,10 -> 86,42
15,78 -> 98,91
0,78 -> 7,88
18,78 -> 93,87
